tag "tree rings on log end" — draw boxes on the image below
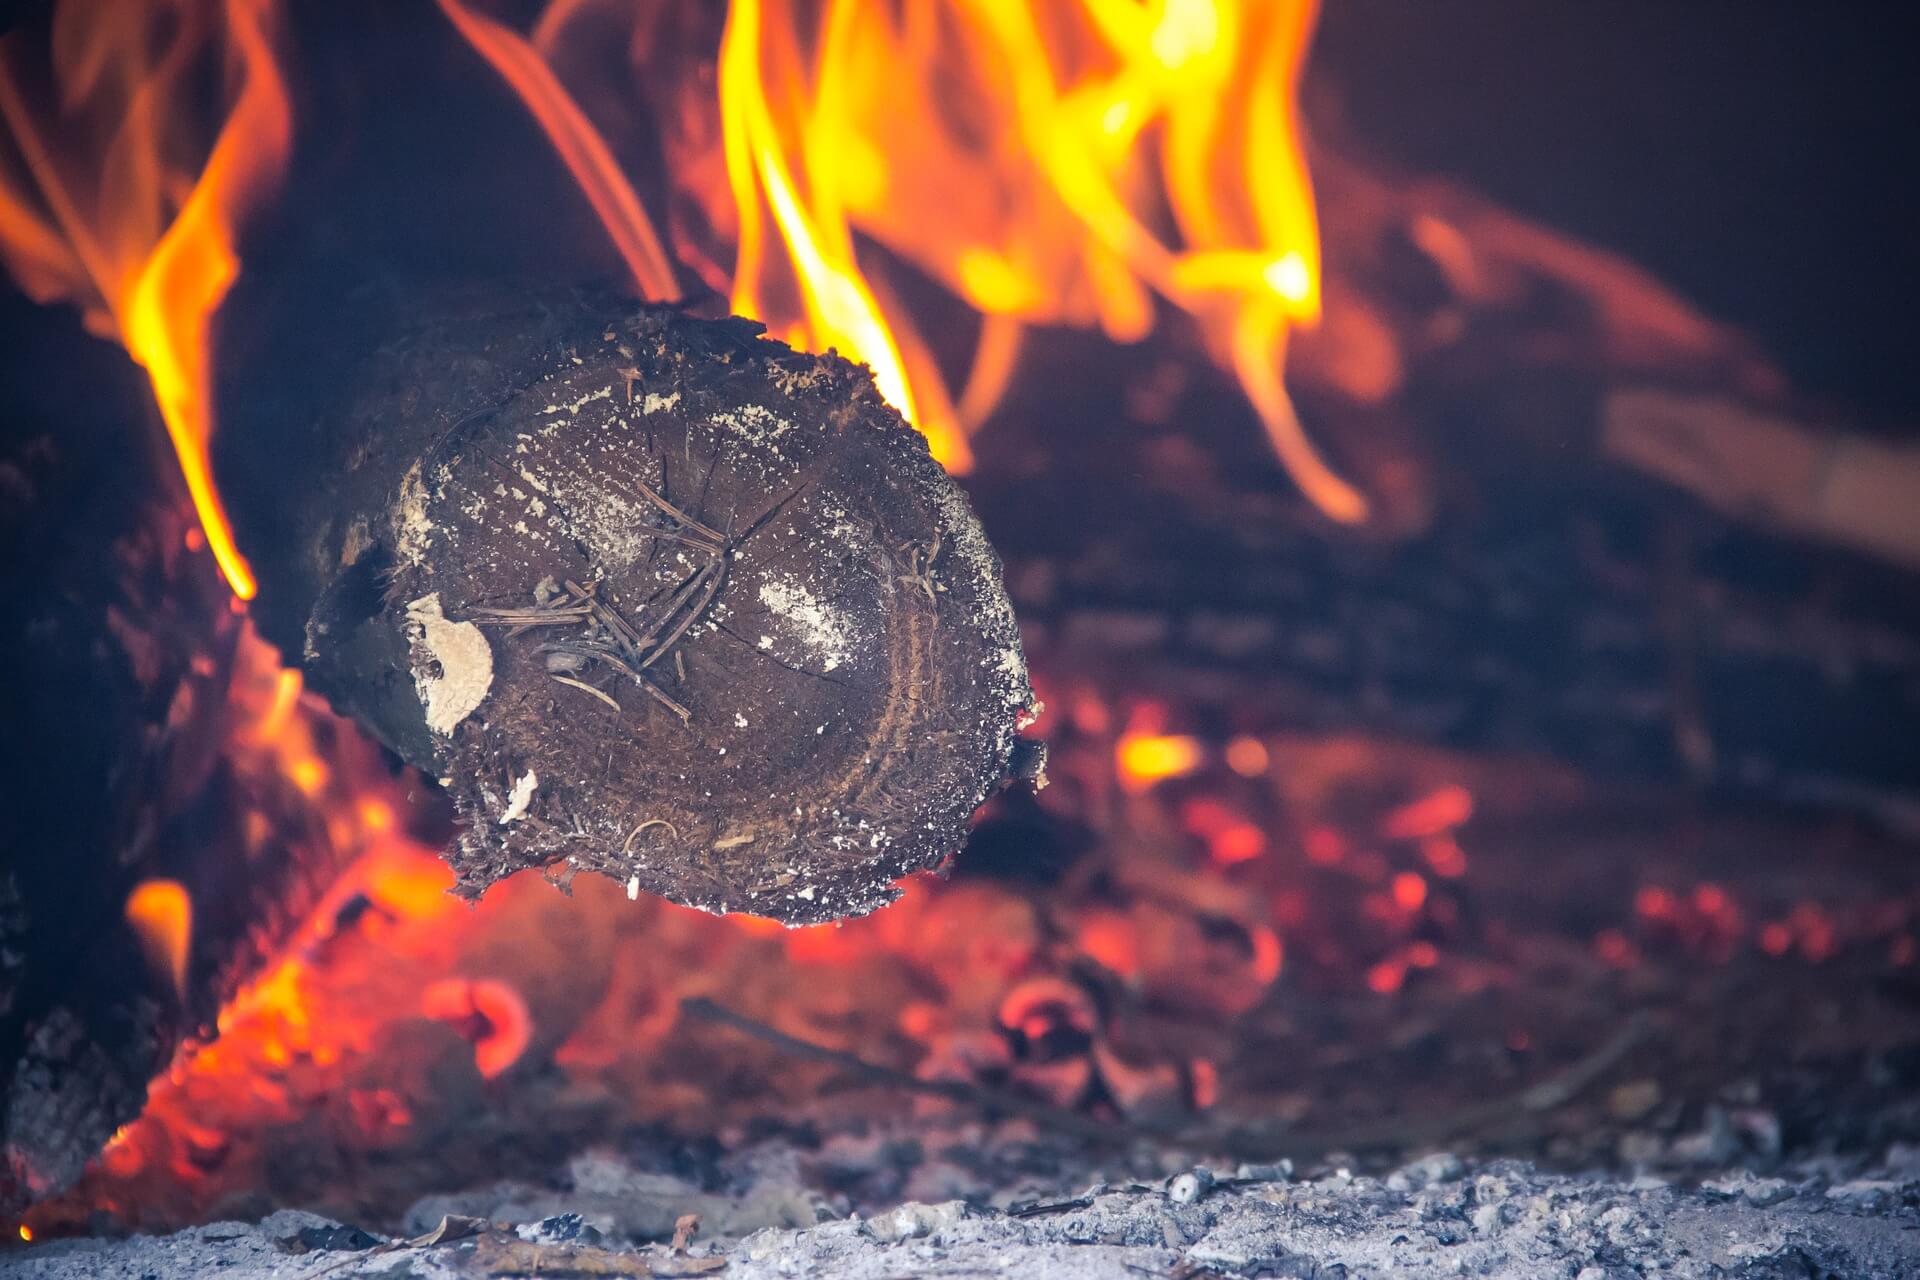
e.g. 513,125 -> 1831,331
379,309 -> 1036,923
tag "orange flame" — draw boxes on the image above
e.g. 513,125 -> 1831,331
509,0 -> 1352,507
0,0 -> 291,598
715,0 -> 967,469
707,0 -> 1351,504
125,879 -> 193,1002
1117,733 -> 1204,792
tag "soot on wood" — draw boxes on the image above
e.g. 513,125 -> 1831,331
221,293 -> 1037,924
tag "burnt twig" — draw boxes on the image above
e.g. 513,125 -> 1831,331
540,640 -> 691,723
624,562 -> 714,655
550,673 -> 621,712
627,471 -> 723,547
468,603 -> 593,626
641,560 -> 727,672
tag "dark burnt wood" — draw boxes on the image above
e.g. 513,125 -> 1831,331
972,345 -> 1920,827
0,295 -> 344,1215
217,291 -> 1036,925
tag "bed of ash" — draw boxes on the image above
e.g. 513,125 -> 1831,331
11,712 -> 1920,1277
10,1139 -> 1920,1278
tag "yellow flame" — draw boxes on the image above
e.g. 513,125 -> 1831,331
126,878 -> 193,1002
428,0 -> 1352,503
1117,732 -> 1204,791
718,0 -> 969,469
705,0 -> 1356,512
0,0 -> 291,597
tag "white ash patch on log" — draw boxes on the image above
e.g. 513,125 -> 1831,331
403,593 -> 493,736
710,403 -> 795,448
497,770 -> 537,824
756,573 -> 856,672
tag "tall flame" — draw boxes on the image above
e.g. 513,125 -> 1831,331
0,0 -> 290,598
716,0 -> 965,468
706,0 -> 1356,511
473,0 -> 1355,510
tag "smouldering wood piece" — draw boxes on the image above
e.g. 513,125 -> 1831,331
220,296 -> 1036,924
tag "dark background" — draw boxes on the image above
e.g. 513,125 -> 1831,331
1312,0 -> 1919,422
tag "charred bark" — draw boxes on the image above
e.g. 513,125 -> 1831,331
982,446 -> 1920,827
216,289 -> 1036,925
931,136 -> 1920,825
0,433 -> 174,1214
0,296 -> 349,1215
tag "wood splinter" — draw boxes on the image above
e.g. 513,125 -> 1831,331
220,294 -> 1038,924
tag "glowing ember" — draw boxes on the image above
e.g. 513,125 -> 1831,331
1379,784 -> 1474,840
1117,733 -> 1205,791
1303,825 -> 1347,866
124,880 -> 193,1003
1225,734 -> 1271,777
1364,955 -> 1406,994
1419,832 -> 1470,879
1117,706 -> 1204,791
420,978 -> 534,1079
1183,798 -> 1268,865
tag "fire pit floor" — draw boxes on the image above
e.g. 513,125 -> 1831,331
16,732 -> 1920,1275
11,1152 -> 1920,1279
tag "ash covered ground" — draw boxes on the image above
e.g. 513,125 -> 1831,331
9,1142 -> 1920,1279
12,720 -> 1920,1277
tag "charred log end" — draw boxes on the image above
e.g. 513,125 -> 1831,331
273,306 -> 1035,924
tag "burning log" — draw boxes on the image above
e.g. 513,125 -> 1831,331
981,421 -> 1920,823
0,456 -> 196,1217
216,291 -> 1037,924
0,304 -> 369,1214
